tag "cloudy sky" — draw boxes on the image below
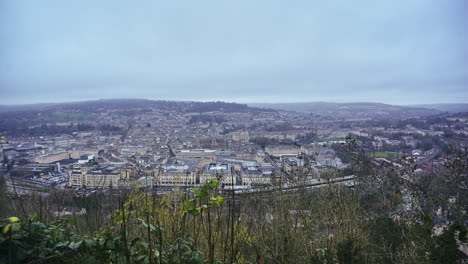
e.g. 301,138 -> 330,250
1,0 -> 467,105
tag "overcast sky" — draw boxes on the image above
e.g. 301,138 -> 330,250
1,0 -> 467,105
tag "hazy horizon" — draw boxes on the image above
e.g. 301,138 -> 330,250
1,0 -> 467,105
1,97 -> 467,108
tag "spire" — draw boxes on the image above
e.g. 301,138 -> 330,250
313,128 -> 319,157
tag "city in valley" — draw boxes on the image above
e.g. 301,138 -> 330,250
2,1 -> 467,262
1,99 -> 466,193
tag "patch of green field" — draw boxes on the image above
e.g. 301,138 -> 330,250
367,152 -> 403,158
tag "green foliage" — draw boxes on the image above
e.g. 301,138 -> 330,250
371,217 -> 403,251
0,214 -> 210,264
184,179 -> 223,216
431,222 -> 467,264
336,239 -> 365,264
310,248 -> 336,264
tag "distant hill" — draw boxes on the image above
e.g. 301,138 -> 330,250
0,99 -> 276,137
248,102 -> 440,119
0,99 -> 274,114
407,103 -> 468,113
0,103 -> 58,112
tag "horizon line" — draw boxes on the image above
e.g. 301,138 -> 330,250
0,98 -> 467,107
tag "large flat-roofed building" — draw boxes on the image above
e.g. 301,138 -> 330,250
120,146 -> 148,157
69,165 -> 129,188
265,146 -> 300,157
69,167 -> 84,187
156,158 -> 198,186
86,168 -> 121,188
35,151 -> 69,164
177,149 -> 216,159
200,163 -> 235,185
35,150 -> 87,164
240,161 -> 276,186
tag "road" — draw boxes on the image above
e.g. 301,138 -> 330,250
232,175 -> 356,195
4,175 -> 53,195
416,145 -> 440,165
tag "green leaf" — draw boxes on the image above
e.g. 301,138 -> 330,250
68,240 -> 82,250
191,188 -> 202,196
56,241 -> 69,247
112,214 -> 123,221
84,239 -> 95,247
135,255 -> 147,261
8,217 -> 20,223
191,188 -> 208,199
11,223 -> 20,232
138,218 -> 149,228
140,241 -> 149,249
194,208 -> 201,216
210,201 -> 220,207
3,224 -> 11,233
210,196 -> 224,203
208,179 -> 219,188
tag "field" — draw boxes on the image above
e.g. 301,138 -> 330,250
367,151 -> 404,158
